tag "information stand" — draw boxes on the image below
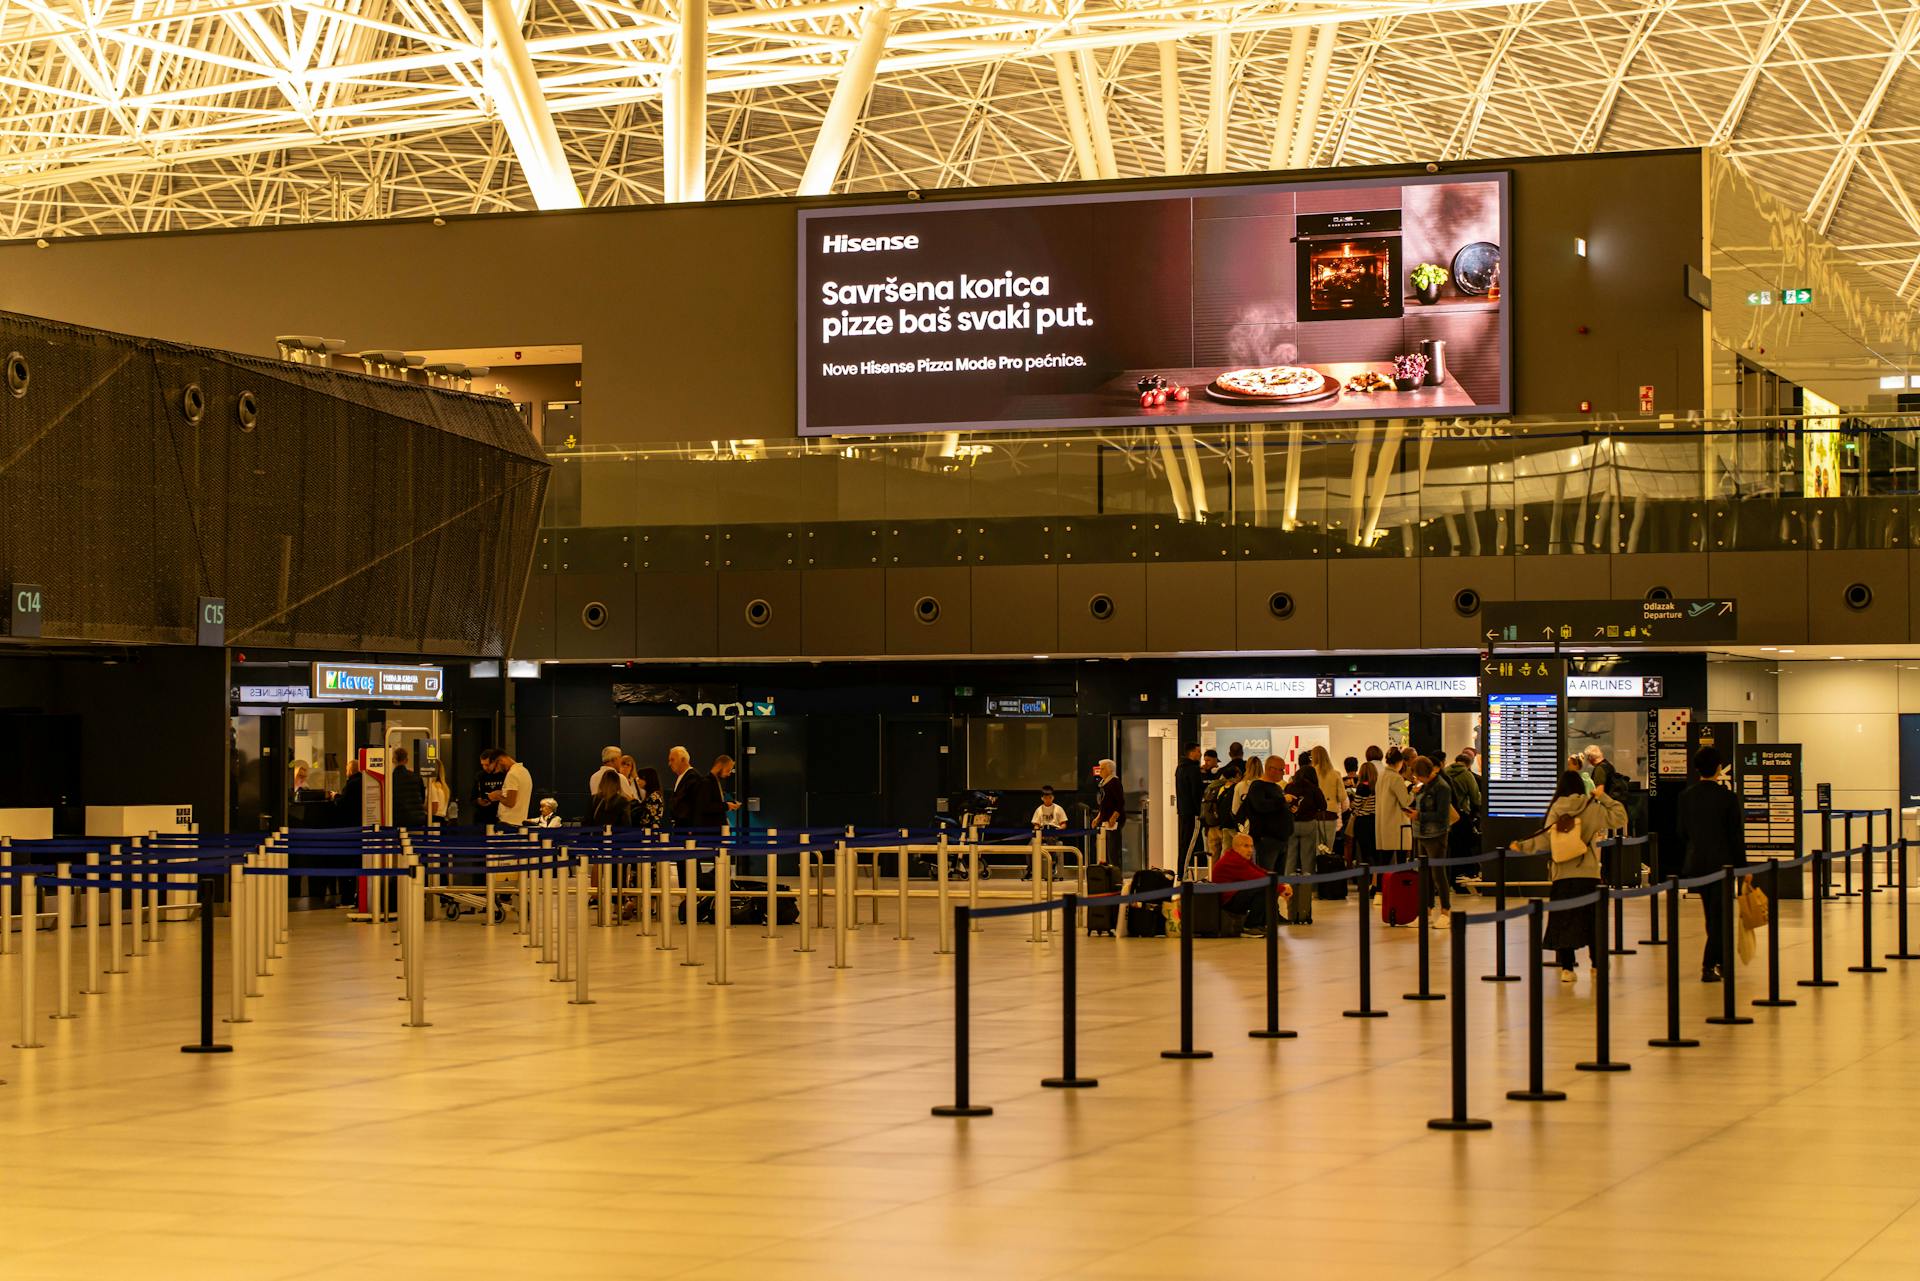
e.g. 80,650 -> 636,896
1737,743 -> 1804,899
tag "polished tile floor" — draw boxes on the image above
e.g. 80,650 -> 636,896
2,876 -> 1917,1280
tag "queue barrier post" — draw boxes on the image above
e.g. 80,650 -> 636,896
1507,901 -> 1565,1102
1892,835 -> 1919,962
935,834 -> 952,956
1800,847 -> 1838,989
1344,869 -> 1385,1019
1609,844 -> 1635,957
13,873 -> 41,1048
680,855 -> 703,969
1706,867 -> 1754,1026
1850,844 -> 1887,975
708,852 -> 733,988
1250,875 -> 1295,1040
52,862 -> 75,1020
1639,835 -> 1666,947
968,837 -> 982,933
574,855 -> 597,1004
550,855 -> 570,980
1406,855 -> 1442,1002
1818,805 -> 1833,899
1041,893 -> 1096,1089
830,841 -> 850,971
1841,813 -> 1858,897
1884,812 -> 1897,888
1575,890 -> 1627,1071
1482,846 -> 1517,984
656,858 -> 677,953
224,863 -> 250,1025
1650,879 -> 1702,1049
1428,917 -> 1491,1131
181,871 -> 232,1053
80,851 -> 102,996
794,850 -> 814,955
1161,881 -> 1212,1061
1755,858 -> 1796,1008
931,905 -> 991,1117
0,848 -> 10,957
1028,831 -> 1045,945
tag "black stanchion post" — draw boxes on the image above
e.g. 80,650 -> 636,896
932,905 -> 992,1117
1428,918 -> 1491,1131
1043,894 -> 1097,1088
1162,882 -> 1212,1060
1850,845 -> 1887,975
1639,834 -> 1666,946
1891,836 -> 1919,962
1406,855 -> 1443,1002
1835,818 -> 1850,898
1754,859 -> 1795,1008
1706,867 -> 1754,1026
1883,812 -> 1897,888
1508,901 -> 1566,1103
1482,846 -> 1517,983
1250,875 -> 1296,1039
1344,871 -> 1385,1019
181,872 -> 232,1055
1576,889 -> 1628,1072
1800,848 -> 1838,989
1649,876 -> 1700,1049
1609,847 -> 1636,955
1819,805 -> 1833,899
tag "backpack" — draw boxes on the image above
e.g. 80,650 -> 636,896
1444,763 -> 1478,821
1200,777 -> 1236,828
1548,804 -> 1589,862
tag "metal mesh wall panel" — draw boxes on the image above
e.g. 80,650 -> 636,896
0,311 -> 548,656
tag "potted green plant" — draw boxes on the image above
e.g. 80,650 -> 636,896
1410,262 -> 1448,304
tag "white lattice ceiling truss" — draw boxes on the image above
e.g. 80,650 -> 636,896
5,0 -> 1920,296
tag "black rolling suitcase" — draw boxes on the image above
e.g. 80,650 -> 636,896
1084,862 -> 1121,935
1125,868 -> 1172,937
1315,851 -> 1349,900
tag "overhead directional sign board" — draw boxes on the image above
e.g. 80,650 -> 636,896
1481,655 -> 1566,824
1484,599 -> 1736,648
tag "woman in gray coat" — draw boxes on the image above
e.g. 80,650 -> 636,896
1526,770 -> 1628,982
1373,748 -> 1415,857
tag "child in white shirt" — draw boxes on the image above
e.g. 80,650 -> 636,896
1030,786 -> 1068,830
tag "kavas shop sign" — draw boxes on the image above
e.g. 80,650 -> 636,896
798,170 -> 1512,436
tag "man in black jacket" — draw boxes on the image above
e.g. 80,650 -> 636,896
1174,742 -> 1205,876
1676,746 -> 1745,981
389,747 -> 429,830
1234,757 -> 1294,875
666,746 -> 704,828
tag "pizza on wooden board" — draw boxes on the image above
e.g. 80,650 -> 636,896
1210,365 -> 1331,400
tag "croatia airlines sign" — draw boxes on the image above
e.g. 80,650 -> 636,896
1177,674 -> 1661,700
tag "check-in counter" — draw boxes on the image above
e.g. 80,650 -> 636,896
0,808 -> 54,839
85,805 -> 194,837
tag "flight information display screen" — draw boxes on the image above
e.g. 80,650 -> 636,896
1485,692 -> 1562,819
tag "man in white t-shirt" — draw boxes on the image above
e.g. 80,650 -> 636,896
487,750 -> 533,827
1030,786 -> 1067,831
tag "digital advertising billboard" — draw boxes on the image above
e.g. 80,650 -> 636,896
797,171 -> 1511,437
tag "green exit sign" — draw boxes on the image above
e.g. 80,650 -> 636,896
1782,288 -> 1812,304
1746,288 -> 1814,306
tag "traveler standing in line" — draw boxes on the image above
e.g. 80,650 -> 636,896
1201,748 -> 1221,781
389,746 -> 428,830
1093,758 -> 1125,861
1282,756 -> 1330,926
1676,745 -> 1745,982
1234,756 -> 1294,875
335,758 -> 365,828
1221,741 -> 1246,781
634,767 -> 666,831
471,751 -> 499,829
1567,754 -> 1595,793
486,749 -> 532,828
700,755 -> 740,831
1443,749 -> 1482,879
589,768 -> 636,828
1175,742 -> 1205,876
1353,758 -> 1379,865
590,745 -> 638,801
1231,754 -> 1264,836
1527,769 -> 1627,982
1199,770 -> 1238,865
1375,748 -> 1414,862
1583,744 -> 1617,792
666,746 -> 703,827
1408,756 -> 1453,927
1310,745 -> 1347,834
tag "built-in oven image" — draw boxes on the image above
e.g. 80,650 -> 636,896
1294,209 -> 1404,322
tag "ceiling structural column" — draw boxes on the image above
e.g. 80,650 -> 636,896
1807,7 -> 1920,233
1051,52 -> 1099,181
799,0 -> 896,196
679,0 -> 708,202
1158,41 -> 1181,175
1287,24 -> 1336,170
1076,49 -> 1119,179
1267,26 -> 1310,169
478,0 -> 583,209
660,66 -> 681,201
1206,28 -> 1230,172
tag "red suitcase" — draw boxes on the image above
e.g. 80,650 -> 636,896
1379,869 -> 1420,926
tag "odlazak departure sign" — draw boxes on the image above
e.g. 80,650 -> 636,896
1484,598 -> 1736,647
798,171 -> 1512,436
